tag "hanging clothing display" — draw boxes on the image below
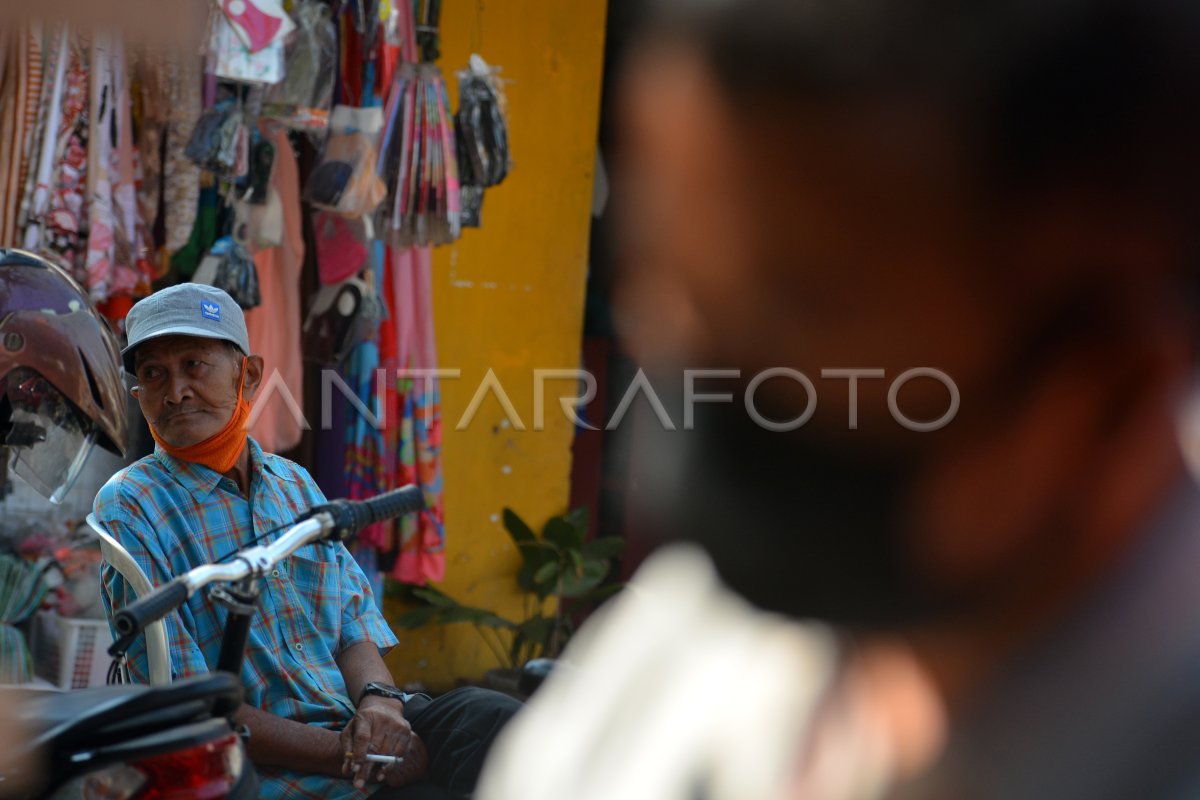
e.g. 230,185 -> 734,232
386,245 -> 446,584
85,32 -> 147,307
0,25 -> 43,246
24,32 -> 89,276
0,0 -> 513,591
323,0 -> 450,583
163,54 -> 205,256
380,62 -> 461,247
246,125 -> 306,454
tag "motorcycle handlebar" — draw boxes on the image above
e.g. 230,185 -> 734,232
113,577 -> 189,637
111,486 -> 425,642
315,485 -> 426,541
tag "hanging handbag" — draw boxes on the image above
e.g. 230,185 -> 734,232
302,277 -> 380,365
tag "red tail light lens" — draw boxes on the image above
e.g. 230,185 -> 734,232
129,733 -> 245,799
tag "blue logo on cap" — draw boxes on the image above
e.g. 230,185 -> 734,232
201,300 -> 222,322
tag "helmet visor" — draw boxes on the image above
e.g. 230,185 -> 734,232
3,368 -> 96,504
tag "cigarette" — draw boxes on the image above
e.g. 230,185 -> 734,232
364,754 -> 405,765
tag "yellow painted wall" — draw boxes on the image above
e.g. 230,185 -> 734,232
383,0 -> 608,690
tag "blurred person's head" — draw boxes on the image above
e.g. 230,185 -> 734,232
618,0 -> 1200,632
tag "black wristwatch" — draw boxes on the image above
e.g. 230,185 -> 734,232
359,681 -> 407,706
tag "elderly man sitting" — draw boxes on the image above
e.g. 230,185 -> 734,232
97,283 -> 518,800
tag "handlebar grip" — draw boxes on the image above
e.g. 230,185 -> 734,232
113,578 -> 190,638
313,485 -> 426,541
359,484 -> 425,526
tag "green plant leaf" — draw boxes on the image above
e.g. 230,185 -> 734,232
563,506 -> 589,536
392,606 -> 441,628
543,516 -> 584,550
557,561 -> 609,598
532,560 -> 559,586
513,615 -> 557,661
411,586 -> 458,608
383,578 -> 413,600
567,548 -> 584,577
509,615 -> 548,665
502,508 -> 537,544
436,606 -> 517,628
581,537 -> 625,560
564,582 -> 625,607
517,541 -> 559,593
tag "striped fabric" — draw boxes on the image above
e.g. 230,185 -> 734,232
96,438 -> 397,800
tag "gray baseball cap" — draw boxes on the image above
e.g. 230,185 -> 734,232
122,283 -> 251,372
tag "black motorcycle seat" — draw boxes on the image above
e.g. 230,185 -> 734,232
23,672 -> 243,753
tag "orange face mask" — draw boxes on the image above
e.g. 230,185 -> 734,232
149,357 -> 252,474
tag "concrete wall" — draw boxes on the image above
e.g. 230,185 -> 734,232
383,0 -> 608,689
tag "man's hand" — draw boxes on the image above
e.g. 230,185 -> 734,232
341,696 -> 426,789
380,731 -> 430,789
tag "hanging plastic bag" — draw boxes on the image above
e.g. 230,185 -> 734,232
209,13 -> 286,85
219,0 -> 294,54
230,137 -> 283,248
454,55 -> 511,229
184,100 -> 248,176
304,105 -> 387,217
193,236 -> 263,309
264,0 -> 337,133
243,137 -> 276,204
456,54 -> 512,188
233,188 -> 284,249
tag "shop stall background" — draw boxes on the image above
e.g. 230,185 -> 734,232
0,0 -> 607,692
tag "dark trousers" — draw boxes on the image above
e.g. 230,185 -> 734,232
371,687 -> 521,800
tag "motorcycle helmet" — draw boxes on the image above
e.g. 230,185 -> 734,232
0,250 -> 128,502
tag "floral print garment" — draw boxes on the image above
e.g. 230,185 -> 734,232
163,54 -> 202,254
24,34 -> 90,278
85,33 -> 143,303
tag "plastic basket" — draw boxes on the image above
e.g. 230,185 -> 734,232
60,618 -> 112,688
29,612 -> 112,689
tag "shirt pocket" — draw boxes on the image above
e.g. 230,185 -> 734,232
279,552 -> 340,652
285,552 -> 332,598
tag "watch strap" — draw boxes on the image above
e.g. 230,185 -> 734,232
358,681 -> 407,705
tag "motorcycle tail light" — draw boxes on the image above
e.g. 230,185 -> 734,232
78,765 -> 147,800
131,733 -> 245,799
75,733 -> 245,800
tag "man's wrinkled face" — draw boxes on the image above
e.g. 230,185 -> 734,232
132,336 -> 245,448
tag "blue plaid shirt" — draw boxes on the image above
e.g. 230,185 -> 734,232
96,438 -> 398,800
